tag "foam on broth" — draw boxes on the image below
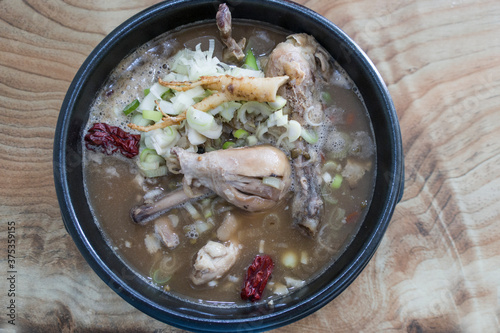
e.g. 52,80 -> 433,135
83,20 -> 376,304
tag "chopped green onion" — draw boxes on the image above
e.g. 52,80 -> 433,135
138,160 -> 159,171
149,82 -> 170,99
138,92 -> 157,112
321,91 -> 332,104
301,128 -> 319,144
144,88 -> 150,96
268,95 -> 287,110
322,161 -> 341,174
143,127 -> 180,155
161,89 -> 174,100
194,89 -> 213,103
322,172 -> 332,184
141,165 -> 168,178
287,120 -> 301,142
262,176 -> 282,189
276,112 -> 288,127
247,135 -> 258,146
233,129 -> 249,139
142,110 -> 163,122
131,113 -> 153,127
140,148 -> 157,162
158,100 -> 177,115
238,101 -> 272,123
331,174 -> 343,189
245,49 -> 258,70
186,106 -> 222,139
123,99 -> 140,115
187,106 -> 215,128
152,269 -> 171,284
203,209 -> 213,219
321,182 -> 338,204
144,153 -> 165,164
184,202 -> 201,220
187,125 -> 207,145
194,220 -> 213,234
214,101 -> 241,121
222,141 -> 236,149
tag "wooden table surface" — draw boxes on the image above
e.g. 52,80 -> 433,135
1,0 -> 499,332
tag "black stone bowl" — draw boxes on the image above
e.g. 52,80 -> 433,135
53,0 -> 404,331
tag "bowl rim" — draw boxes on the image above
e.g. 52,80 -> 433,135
53,0 -> 404,331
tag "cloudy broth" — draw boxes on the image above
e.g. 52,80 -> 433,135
83,20 -> 376,304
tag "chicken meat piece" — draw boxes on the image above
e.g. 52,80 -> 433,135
216,3 -> 246,62
216,212 -> 239,242
154,216 -> 180,249
191,240 -> 240,285
130,186 -> 210,225
341,158 -> 373,189
265,33 -> 332,237
173,145 -> 292,212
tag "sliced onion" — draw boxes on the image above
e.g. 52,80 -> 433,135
186,106 -> 222,139
304,105 -> 323,126
131,113 -> 153,127
149,82 -> 170,99
268,95 -> 287,110
301,128 -> 319,144
158,100 -> 178,115
267,109 -> 287,127
171,85 -> 205,113
141,165 -> 168,178
287,120 -> 302,142
246,135 -> 258,146
238,101 -> 272,123
256,124 -> 269,142
211,101 -> 241,121
144,126 -> 180,155
186,123 -> 207,145
138,92 -> 157,113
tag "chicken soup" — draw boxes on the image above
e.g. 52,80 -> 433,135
83,4 -> 376,304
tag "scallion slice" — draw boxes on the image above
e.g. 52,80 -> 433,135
131,113 -> 153,127
330,174 -> 343,189
151,269 -> 171,284
142,165 -> 168,178
186,106 -> 222,139
268,95 -> 287,110
140,148 -> 157,162
222,141 -> 236,149
233,129 -> 249,139
142,110 -> 163,122
244,49 -> 258,70
123,99 -> 140,115
301,128 -> 319,144
321,91 -> 332,104
161,89 -> 174,100
144,153 -> 165,164
246,135 -> 258,146
287,120 -> 301,142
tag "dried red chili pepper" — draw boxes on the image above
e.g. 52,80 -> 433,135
84,123 -> 140,158
241,254 -> 274,302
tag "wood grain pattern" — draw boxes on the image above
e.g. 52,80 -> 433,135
1,0 -> 499,332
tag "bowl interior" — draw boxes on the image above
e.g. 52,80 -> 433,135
54,0 -> 403,331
